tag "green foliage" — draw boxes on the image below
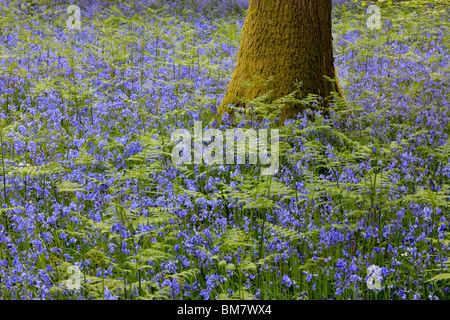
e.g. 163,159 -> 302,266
1,0 -> 449,301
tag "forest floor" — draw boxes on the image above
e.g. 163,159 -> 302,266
0,0 -> 449,300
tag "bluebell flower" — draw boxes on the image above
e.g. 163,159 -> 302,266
281,274 -> 293,287
108,243 -> 116,254
104,286 -> 119,300
199,289 -> 210,300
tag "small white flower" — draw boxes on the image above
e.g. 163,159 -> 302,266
401,247 -> 413,257
366,265 -> 383,291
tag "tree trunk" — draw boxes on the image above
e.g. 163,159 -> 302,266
218,0 -> 344,125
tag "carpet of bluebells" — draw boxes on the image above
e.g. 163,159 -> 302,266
0,0 -> 450,300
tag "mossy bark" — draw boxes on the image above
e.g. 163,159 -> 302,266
219,0 -> 345,125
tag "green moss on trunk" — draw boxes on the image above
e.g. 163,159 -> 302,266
219,0 -> 344,125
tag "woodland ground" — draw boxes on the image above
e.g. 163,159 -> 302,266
0,0 -> 449,300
